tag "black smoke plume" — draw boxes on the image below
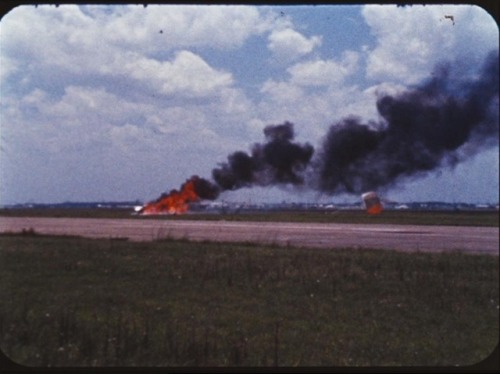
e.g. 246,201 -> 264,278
315,51 -> 499,194
191,175 -> 220,200
209,52 -> 498,196
150,52 -> 497,207
212,121 -> 314,190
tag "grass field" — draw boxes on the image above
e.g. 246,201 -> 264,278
0,232 -> 498,367
0,208 -> 498,227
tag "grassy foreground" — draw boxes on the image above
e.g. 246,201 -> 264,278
0,233 -> 498,367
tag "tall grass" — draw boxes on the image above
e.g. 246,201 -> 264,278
0,234 -> 498,367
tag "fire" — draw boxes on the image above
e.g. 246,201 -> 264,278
140,175 -> 219,215
366,203 -> 383,215
362,191 -> 383,215
141,178 -> 200,215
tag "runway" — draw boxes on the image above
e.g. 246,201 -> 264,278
0,216 -> 498,255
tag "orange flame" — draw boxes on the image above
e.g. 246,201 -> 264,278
366,203 -> 383,215
362,191 -> 383,215
141,178 -> 200,215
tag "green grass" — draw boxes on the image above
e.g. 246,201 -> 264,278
0,234 -> 498,367
1,208 -> 498,227
182,209 -> 499,227
0,208 -> 131,219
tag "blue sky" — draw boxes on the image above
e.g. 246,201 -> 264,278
0,4 -> 498,205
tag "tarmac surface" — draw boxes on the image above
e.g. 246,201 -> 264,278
0,216 -> 498,255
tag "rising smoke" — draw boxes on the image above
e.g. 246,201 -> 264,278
212,51 -> 498,196
144,52 -> 498,212
314,51 -> 499,194
212,121 -> 314,190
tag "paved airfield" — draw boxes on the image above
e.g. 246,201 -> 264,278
0,216 -> 498,255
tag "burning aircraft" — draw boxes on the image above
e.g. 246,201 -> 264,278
139,51 -> 498,215
139,175 -> 219,215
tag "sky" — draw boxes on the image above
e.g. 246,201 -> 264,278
0,4 -> 498,205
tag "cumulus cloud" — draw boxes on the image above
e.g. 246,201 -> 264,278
260,50 -> 359,102
1,4 -> 497,204
122,50 -> 233,97
11,86 -> 127,154
260,79 -> 304,104
287,51 -> 359,86
1,6 -> 240,98
256,49 -> 363,135
267,27 -> 322,61
362,4 -> 498,84
1,5 -> 108,76
257,77 -> 380,145
1,4 -> 264,58
0,5 -> 248,162
99,4 -> 264,52
44,85 -> 146,127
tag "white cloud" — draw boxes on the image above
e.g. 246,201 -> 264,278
362,82 -> 407,101
109,123 -> 146,152
260,50 -> 359,105
287,51 -> 359,86
0,5 -> 261,86
258,79 -> 379,145
121,50 -> 233,98
1,5 -> 106,74
256,49 -> 365,134
1,4 -> 497,204
362,4 -> 499,84
5,85 -> 159,161
0,55 -> 17,82
0,4 -> 246,179
0,5 -> 264,56
44,86 -> 137,124
267,27 -> 322,61
260,79 -> 305,104
150,105 -> 208,136
100,5 -> 264,52
21,88 -> 51,108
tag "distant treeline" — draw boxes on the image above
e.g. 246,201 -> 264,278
1,200 -> 498,211
2,201 -> 142,209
